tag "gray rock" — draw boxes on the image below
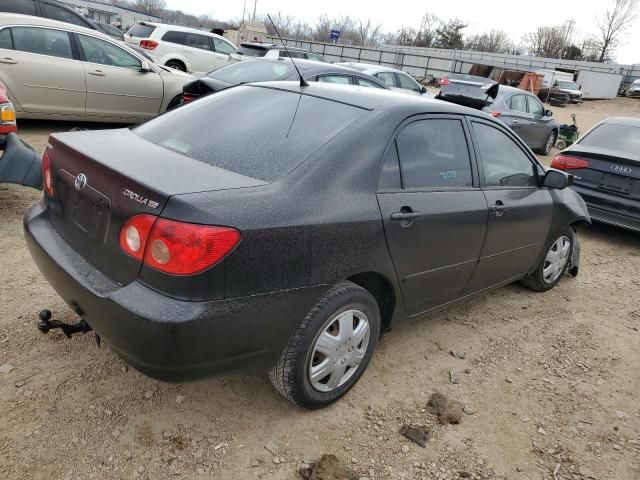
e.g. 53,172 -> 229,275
450,351 -> 466,360
463,405 -> 475,415
0,363 -> 15,374
264,440 -> 279,456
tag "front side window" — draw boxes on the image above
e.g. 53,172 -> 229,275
508,94 -> 527,113
526,95 -> 544,116
184,33 -> 211,51
396,73 -> 419,91
212,37 -> 235,54
78,34 -> 140,69
396,119 -> 473,189
472,122 -> 537,187
318,75 -> 352,85
42,2 -> 90,27
12,27 -> 73,59
375,71 -> 396,87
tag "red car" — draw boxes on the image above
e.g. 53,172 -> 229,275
0,81 -> 41,189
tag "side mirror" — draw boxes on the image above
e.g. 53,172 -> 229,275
420,86 -> 427,94
543,169 -> 570,189
545,109 -> 553,117
140,61 -> 152,73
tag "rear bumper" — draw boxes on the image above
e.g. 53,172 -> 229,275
24,202 -> 326,381
0,133 -> 42,189
572,185 -> 640,232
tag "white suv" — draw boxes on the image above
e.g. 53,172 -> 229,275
124,22 -> 237,74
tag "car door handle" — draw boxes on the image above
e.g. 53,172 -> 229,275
511,119 -> 520,125
529,121 -> 537,125
391,212 -> 420,221
490,201 -> 506,217
0,57 -> 17,64
88,70 -> 106,76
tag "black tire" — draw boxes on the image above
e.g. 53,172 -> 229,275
538,130 -> 557,156
521,227 -> 575,292
165,60 -> 186,71
269,281 -> 381,409
166,94 -> 182,111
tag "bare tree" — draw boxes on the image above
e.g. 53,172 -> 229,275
594,0 -> 638,62
357,19 -> 383,46
392,13 -> 440,48
523,25 -> 566,58
435,19 -> 466,49
134,0 -> 166,16
466,30 -> 511,53
264,11 -> 295,37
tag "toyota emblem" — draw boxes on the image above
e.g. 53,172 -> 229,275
74,173 -> 87,191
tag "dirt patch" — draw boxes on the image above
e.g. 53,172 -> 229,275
426,392 -> 464,425
399,424 -> 431,447
1,100 -> 640,479
299,454 -> 358,480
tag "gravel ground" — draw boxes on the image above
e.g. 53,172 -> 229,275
1,98 -> 639,480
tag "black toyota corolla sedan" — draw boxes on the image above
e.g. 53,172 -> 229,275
181,58 -> 388,103
551,117 -> 640,232
24,83 -> 590,409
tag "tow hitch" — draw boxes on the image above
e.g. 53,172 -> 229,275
37,309 -> 92,338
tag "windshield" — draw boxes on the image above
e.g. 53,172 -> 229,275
208,61 -> 295,84
236,45 -> 268,56
557,81 -> 579,90
134,86 -> 366,182
580,123 -> 640,156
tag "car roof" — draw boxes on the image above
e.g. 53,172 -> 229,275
338,62 -> 406,75
0,13 -> 102,36
136,21 -> 227,39
249,81 -> 482,114
600,117 -> 640,127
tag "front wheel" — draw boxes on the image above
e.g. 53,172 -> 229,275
269,281 -> 380,409
539,130 -> 557,156
521,227 -> 574,292
165,60 -> 186,72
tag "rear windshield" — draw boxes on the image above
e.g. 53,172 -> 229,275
127,23 -> 155,38
208,60 -> 295,84
557,81 -> 579,90
237,45 -> 267,56
134,86 -> 365,181
580,123 -> 640,156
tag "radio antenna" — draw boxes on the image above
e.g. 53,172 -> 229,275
267,13 -> 308,87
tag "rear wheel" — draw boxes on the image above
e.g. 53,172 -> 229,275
165,60 -> 186,72
521,227 -> 574,292
269,281 -> 380,409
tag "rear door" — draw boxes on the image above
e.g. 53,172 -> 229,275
377,116 -> 488,316
182,32 -> 215,73
1,26 -> 86,117
464,119 -> 552,293
75,33 -> 163,121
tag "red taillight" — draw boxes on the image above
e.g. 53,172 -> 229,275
489,111 -> 501,118
439,77 -> 450,86
119,215 -> 240,275
550,155 -> 589,170
42,150 -> 53,196
139,40 -> 158,50
182,93 -> 195,103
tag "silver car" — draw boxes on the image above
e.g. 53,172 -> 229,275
0,14 -> 193,123
337,62 -> 429,96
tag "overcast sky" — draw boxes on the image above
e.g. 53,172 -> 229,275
164,0 -> 640,65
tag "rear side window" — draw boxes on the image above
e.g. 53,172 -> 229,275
12,27 -> 73,59
42,2 -> 90,27
318,75 -> 352,85
0,29 -> 12,50
2,0 -> 37,15
396,119 -> 473,189
579,123 -> 640,156
209,60 -> 294,83
161,31 -> 186,45
134,87 -> 365,182
213,37 -> 235,54
237,45 -> 267,56
306,52 -> 325,62
379,141 -> 401,189
127,23 -> 156,38
472,122 -> 537,187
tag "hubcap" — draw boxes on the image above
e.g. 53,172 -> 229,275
308,309 -> 370,392
545,133 -> 555,152
543,236 -> 571,284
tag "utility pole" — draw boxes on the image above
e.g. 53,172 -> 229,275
242,0 -> 246,24
252,0 -> 257,22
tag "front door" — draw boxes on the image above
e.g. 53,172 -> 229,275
75,33 -> 163,121
501,93 -> 535,146
1,26 -> 85,117
211,37 -> 236,70
377,116 -> 488,316
526,94 -> 552,147
464,119 -> 552,294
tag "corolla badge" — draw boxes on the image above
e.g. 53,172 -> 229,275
74,173 -> 87,191
122,188 -> 160,209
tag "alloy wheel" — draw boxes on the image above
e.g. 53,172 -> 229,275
308,309 -> 370,392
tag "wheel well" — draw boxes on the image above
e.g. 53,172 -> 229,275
348,272 -> 395,332
165,59 -> 186,69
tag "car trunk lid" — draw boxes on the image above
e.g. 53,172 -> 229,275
45,128 -> 265,285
